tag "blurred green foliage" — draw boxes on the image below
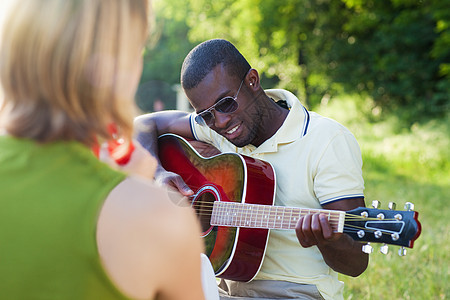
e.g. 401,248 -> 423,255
316,95 -> 449,299
139,0 -> 449,126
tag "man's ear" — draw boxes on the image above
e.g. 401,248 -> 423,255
246,68 -> 260,89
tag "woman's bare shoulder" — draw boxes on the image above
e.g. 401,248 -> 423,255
96,177 -> 203,299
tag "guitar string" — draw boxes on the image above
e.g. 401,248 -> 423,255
197,219 -> 398,234
188,201 -> 402,238
194,210 -> 396,222
201,217 -> 398,236
194,202 -> 400,235
204,214 -> 396,222
201,218 -> 395,236
197,217 -> 399,234
343,225 -> 400,237
190,200 -> 402,237
191,201 -> 396,221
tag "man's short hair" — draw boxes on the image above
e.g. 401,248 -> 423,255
181,39 -> 251,90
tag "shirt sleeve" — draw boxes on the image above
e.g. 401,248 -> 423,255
314,131 -> 365,205
189,113 -> 223,147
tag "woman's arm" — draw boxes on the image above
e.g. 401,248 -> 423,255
96,178 -> 205,300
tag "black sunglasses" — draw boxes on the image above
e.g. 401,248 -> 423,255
194,75 -> 246,127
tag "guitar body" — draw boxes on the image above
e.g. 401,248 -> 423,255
158,134 -> 276,282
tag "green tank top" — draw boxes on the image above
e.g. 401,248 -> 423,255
0,136 -> 130,299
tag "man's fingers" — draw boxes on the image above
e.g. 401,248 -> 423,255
296,213 -> 337,247
155,172 -> 194,197
173,177 -> 194,196
296,215 -> 314,247
319,214 -> 334,240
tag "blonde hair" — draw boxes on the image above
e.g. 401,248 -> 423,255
0,0 -> 151,145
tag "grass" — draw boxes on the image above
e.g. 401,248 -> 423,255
316,96 -> 449,299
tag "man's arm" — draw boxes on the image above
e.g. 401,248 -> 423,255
134,110 -> 194,155
295,197 -> 369,277
134,111 -> 195,195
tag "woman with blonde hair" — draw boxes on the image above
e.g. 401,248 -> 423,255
0,0 -> 205,299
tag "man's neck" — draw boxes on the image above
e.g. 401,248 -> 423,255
251,96 -> 289,147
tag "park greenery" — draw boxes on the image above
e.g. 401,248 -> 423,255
137,1 -> 449,299
317,97 -> 448,299
138,0 -> 449,127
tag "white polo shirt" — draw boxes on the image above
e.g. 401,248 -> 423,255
190,89 -> 364,300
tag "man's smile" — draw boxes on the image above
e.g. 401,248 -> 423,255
226,124 -> 240,135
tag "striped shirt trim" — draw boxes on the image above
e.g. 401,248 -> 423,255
301,106 -> 310,137
189,114 -> 199,140
320,194 -> 365,205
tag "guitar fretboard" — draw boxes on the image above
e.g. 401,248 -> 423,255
210,201 -> 345,232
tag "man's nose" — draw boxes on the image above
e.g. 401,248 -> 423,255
212,111 -> 231,128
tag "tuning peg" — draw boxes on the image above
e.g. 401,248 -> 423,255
372,200 -> 381,208
362,243 -> 373,254
380,244 -> 389,254
388,202 -> 396,210
374,230 -> 382,239
357,230 -> 365,238
404,202 -> 414,211
398,247 -> 407,256
391,233 -> 400,241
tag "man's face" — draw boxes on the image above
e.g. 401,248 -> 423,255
186,65 -> 262,147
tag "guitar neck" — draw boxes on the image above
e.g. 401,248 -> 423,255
211,201 -> 345,233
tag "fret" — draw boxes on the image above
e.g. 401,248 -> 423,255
229,202 -> 235,227
211,202 -> 216,224
284,207 -> 293,229
272,206 -> 277,229
224,202 -> 229,226
229,203 -> 235,226
230,202 -> 237,227
214,201 -> 220,225
244,205 -> 249,227
254,205 -> 260,227
237,203 -> 242,227
294,209 -> 301,229
222,202 -> 228,226
221,202 -> 227,225
258,205 -> 264,227
251,204 -> 255,227
267,207 -> 275,228
225,202 -> 230,225
290,208 -> 299,229
226,202 -> 231,226
236,202 -> 242,227
275,206 -> 282,229
261,205 -> 265,228
210,202 -> 345,233
216,201 -> 223,225
280,207 -> 285,229
278,206 -> 283,229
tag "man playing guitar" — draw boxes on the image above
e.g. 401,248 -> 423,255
135,38 -> 368,300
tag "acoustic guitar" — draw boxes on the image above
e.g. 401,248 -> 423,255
158,134 -> 422,282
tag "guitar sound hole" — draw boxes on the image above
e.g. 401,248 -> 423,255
192,192 -> 215,234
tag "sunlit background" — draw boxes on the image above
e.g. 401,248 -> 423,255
134,1 -> 450,298
0,0 -> 448,299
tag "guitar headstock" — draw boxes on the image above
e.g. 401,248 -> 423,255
345,201 -> 422,255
